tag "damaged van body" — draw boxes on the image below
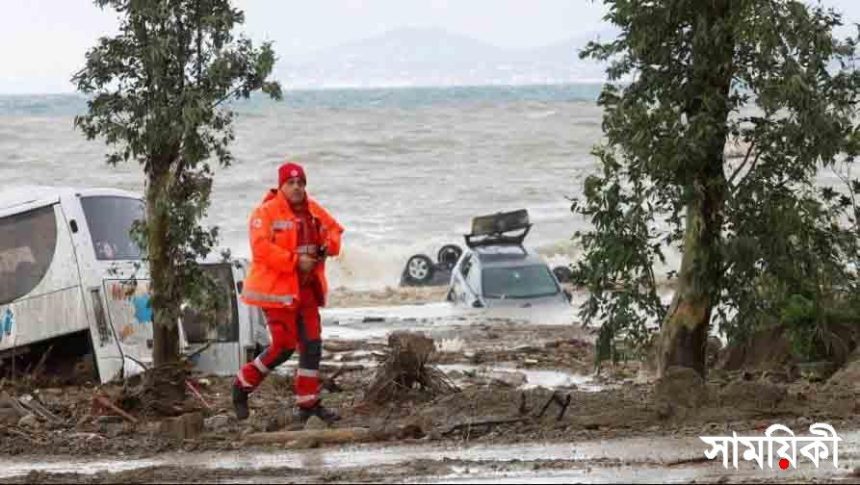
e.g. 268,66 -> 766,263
0,186 -> 265,383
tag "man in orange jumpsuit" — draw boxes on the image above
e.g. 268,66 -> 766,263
233,161 -> 344,423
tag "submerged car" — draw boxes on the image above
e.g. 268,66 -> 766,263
446,209 -> 571,308
400,212 -> 573,288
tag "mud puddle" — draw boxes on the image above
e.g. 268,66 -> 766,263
3,431 -> 855,482
273,360 -> 603,392
438,364 -> 604,392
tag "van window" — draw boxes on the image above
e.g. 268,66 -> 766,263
80,196 -> 145,261
0,205 -> 58,304
181,263 -> 239,343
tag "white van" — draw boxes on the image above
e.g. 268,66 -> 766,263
0,186 -> 265,383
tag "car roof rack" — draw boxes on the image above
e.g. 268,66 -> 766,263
464,209 -> 532,249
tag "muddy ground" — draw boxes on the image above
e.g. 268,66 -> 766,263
0,287 -> 858,483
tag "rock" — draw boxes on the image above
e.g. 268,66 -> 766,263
437,338 -> 466,353
654,366 -> 706,408
304,415 -> 328,431
264,415 -> 285,432
655,401 -> 674,419
719,380 -> 787,410
797,361 -> 836,382
142,421 -> 161,435
204,414 -> 232,431
828,349 -> 860,391
159,412 -> 204,441
95,415 -> 125,424
760,370 -> 791,384
487,371 -> 528,388
184,412 -> 204,438
17,413 -> 39,429
0,408 -> 22,426
0,392 -> 28,416
159,417 -> 185,440
95,415 -> 126,436
103,422 -> 126,438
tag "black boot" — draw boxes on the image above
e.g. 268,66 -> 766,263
232,384 -> 250,421
295,403 -> 341,425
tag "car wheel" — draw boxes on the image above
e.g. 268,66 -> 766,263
553,265 -> 573,284
404,254 -> 435,284
437,244 -> 463,270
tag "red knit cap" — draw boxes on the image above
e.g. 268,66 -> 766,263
278,162 -> 306,187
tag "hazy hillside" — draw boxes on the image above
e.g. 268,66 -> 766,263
276,27 -> 614,88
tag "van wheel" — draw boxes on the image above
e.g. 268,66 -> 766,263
404,254 -> 434,285
437,244 -> 463,270
553,265 -> 573,284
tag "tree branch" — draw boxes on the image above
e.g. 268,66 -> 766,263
727,140 -> 756,186
730,150 -> 762,197
212,87 -> 241,108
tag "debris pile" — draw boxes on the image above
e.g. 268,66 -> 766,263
364,331 -> 458,403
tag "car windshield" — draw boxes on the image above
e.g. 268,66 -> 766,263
482,264 -> 559,299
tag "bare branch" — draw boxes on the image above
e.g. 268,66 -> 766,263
212,87 -> 242,109
730,150 -> 762,197
727,140 -> 756,186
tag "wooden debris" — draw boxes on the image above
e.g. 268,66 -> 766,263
518,391 -> 530,415
321,367 -> 345,393
30,345 -> 54,382
17,394 -> 62,424
665,456 -> 711,467
0,391 -> 28,417
363,331 -> 458,403
323,340 -> 362,353
441,418 -> 529,437
92,395 -> 138,424
185,380 -> 212,410
537,392 -> 572,421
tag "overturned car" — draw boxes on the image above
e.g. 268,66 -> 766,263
446,209 -> 572,308
0,186 -> 266,383
400,210 -> 573,291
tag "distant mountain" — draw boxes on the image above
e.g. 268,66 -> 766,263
524,27 -> 619,64
277,27 -> 614,89
293,27 -> 507,65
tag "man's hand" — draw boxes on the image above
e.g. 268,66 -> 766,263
298,254 -> 317,273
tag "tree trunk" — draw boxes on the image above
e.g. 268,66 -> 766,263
657,0 -> 733,378
657,193 -> 721,377
147,169 -> 180,367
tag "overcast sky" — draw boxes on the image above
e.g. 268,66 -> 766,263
0,0 -> 857,94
